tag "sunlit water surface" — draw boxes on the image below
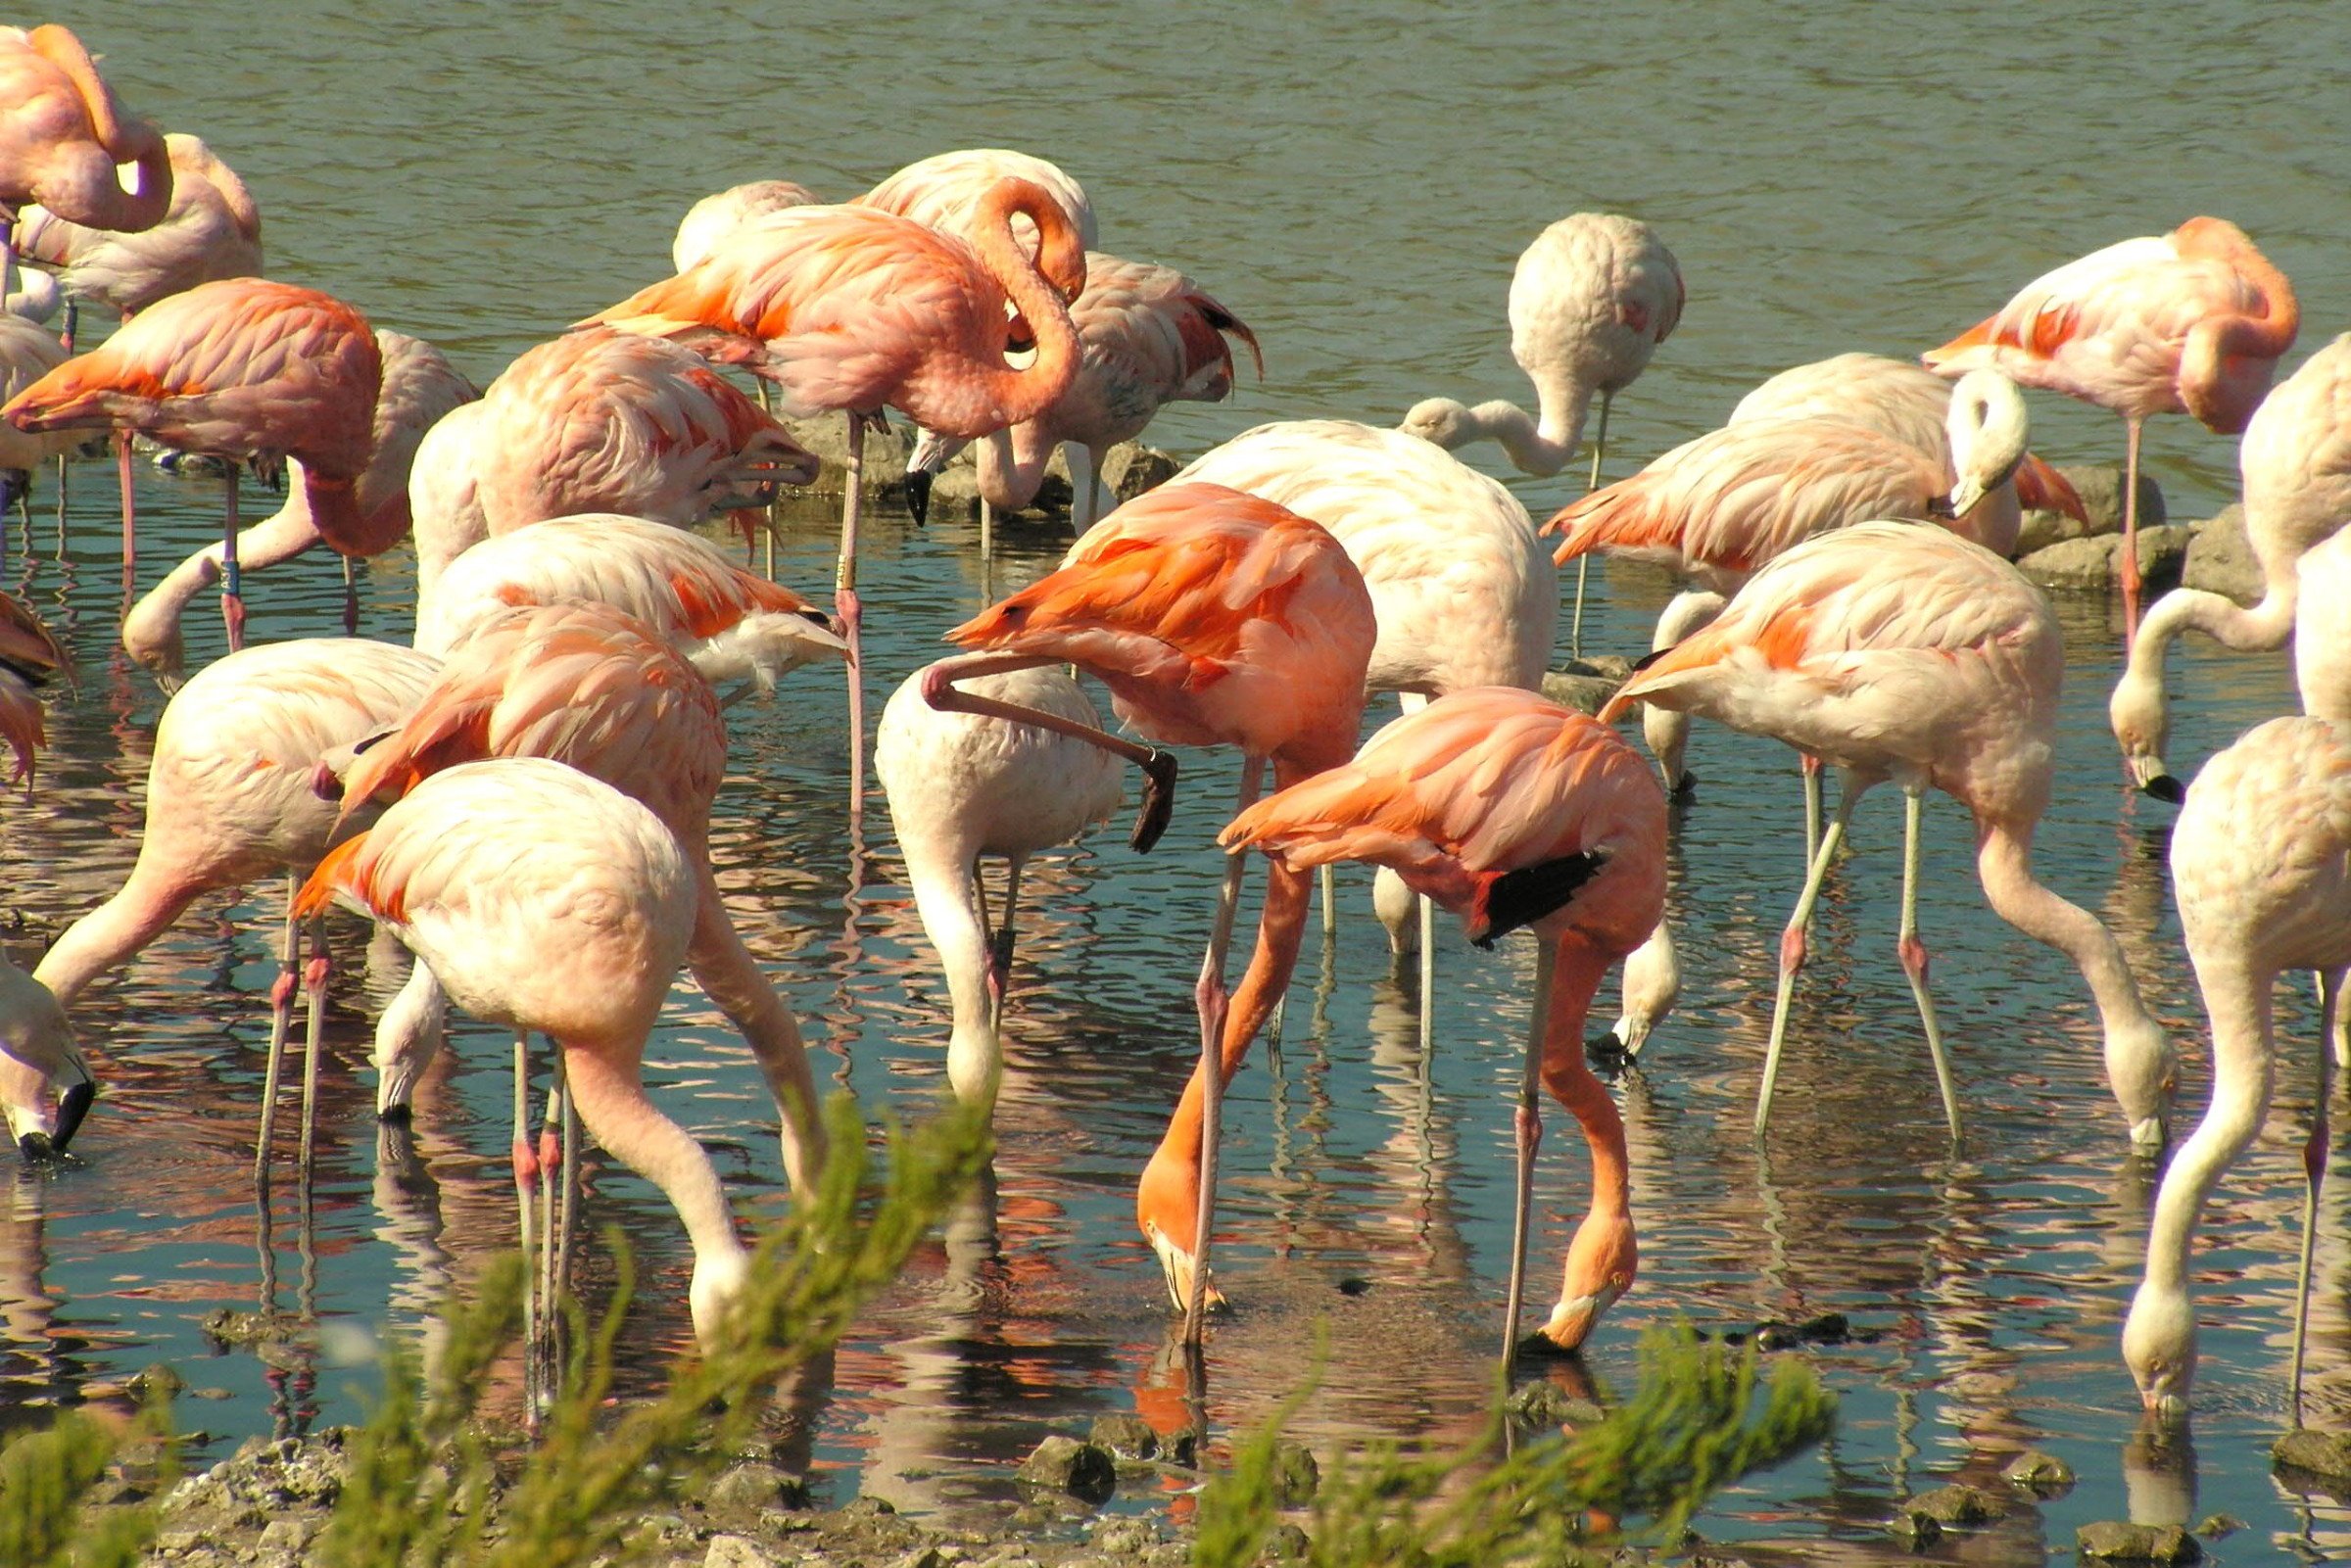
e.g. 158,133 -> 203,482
7,2 -> 2351,1560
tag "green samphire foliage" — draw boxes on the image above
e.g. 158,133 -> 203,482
0,1094 -> 991,1568
1192,1323 -> 1838,1568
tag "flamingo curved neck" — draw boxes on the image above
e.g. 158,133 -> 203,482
970,185 -> 1081,431
1543,938 -> 1630,1213
32,863 -> 205,1008
976,424 -> 1054,513
900,836 -> 1001,1109
2141,960 -> 2275,1298
1451,398 -> 1576,477
686,861 -> 825,1191
1525,371 -> 1597,478
1974,815 -> 2175,1139
122,494 -> 320,677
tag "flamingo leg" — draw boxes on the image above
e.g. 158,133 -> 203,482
554,1083 -> 580,1300
2294,968 -> 2342,1425
340,555 -> 359,637
1417,894 -> 1437,1059
1067,442 -> 1100,533
1801,754 -> 1824,870
838,411 -> 867,825
511,1030 -> 541,1424
1319,863 -> 1336,937
1184,758 -> 1267,1345
923,651 -> 1181,852
537,1051 -> 569,1359
1503,939 -> 1559,1367
0,215 -> 12,312
220,461 -> 246,652
116,433 -> 135,584
1896,788 -> 1963,1140
1756,782 -> 1860,1136
295,931 -> 329,1184
987,856 -> 1026,1035
253,875 -> 302,1181
1567,392 -> 1615,658
2120,415 -> 2144,649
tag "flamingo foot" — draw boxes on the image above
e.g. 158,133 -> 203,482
1778,921 -> 1807,975
512,1134 -> 542,1187
1130,748 -> 1178,852
221,590 -> 248,654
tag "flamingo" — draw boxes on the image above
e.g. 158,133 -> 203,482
2296,524 -> 2351,720
0,312 -> 71,526
855,147 -> 1096,284
1171,417 -> 1559,1041
1,278 -> 383,650
330,601 -> 829,1191
1550,376 -> 2026,848
922,481 -> 1376,1339
1728,353 -> 2087,560
2121,716 -> 2351,1424
410,328 -> 818,594
2,638 -> 442,1160
0,25 -> 172,302
905,252 -> 1262,535
672,179 -> 820,273
1400,212 -> 1684,651
298,757 -> 747,1347
1223,687 -> 1667,1356
1603,521 -> 2177,1148
0,588 -> 67,784
2110,332 -> 2351,796
15,132 -> 262,326
875,663 -> 1122,1110
412,512 -> 845,679
122,329 -> 478,687
579,179 -> 1085,806
1924,216 -> 2300,643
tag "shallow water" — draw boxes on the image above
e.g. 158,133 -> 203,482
9,1 -> 2351,1559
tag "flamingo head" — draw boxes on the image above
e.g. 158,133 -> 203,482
1536,1211 -> 1637,1353
2106,660 -> 2183,804
1398,397 -> 1475,450
1137,1151 -> 1226,1318
0,967 -> 88,1159
2121,1279 -> 2194,1425
1944,370 -> 2030,521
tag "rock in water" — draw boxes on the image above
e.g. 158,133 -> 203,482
2016,523 -> 2193,593
2076,1521 -> 2202,1562
1014,1435 -> 1116,1502
2001,1448 -> 2077,1497
2180,504 -> 2261,603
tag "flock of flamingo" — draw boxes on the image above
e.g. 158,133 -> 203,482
0,21 -> 2345,1442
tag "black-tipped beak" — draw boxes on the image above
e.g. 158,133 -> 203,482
2142,774 -> 2185,805
19,1130 -> 55,1161
54,1078 -> 92,1152
904,468 -> 932,527
1131,749 -> 1179,853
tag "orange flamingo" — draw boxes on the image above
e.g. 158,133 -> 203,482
411,328 -> 817,594
2122,716 -> 2351,1425
580,179 -> 1084,802
907,252 -> 1262,534
331,601 -> 828,1191
922,481 -> 1375,1339
0,589 -> 66,785
300,757 -> 747,1346
1603,521 -> 2177,1148
855,147 -> 1095,292
122,328 -> 476,685
1223,687 -> 1666,1355
1924,216 -> 2299,643
1,278 -> 383,649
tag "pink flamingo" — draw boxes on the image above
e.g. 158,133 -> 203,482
2,638 -> 441,1162
1728,353 -> 2087,559
906,251 -> 1261,535
1604,521 -> 2177,1148
0,25 -> 172,298
122,329 -> 477,686
923,481 -> 1375,1340
332,601 -> 829,1192
0,589 -> 66,785
2122,716 -> 2351,1424
300,757 -> 748,1346
1401,212 -> 1684,651
16,132 -> 262,328
1924,216 -> 2300,643
412,511 -> 845,679
580,179 -> 1085,804
2110,332 -> 2351,796
876,662 -> 1122,1109
1,278 -> 383,648
410,328 -> 817,594
0,312 -> 71,524
672,179 -> 821,273
856,147 -> 1095,287
1223,687 -> 1667,1355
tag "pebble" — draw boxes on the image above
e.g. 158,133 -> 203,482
1087,1413 -> 1160,1461
704,1537 -> 785,1568
1902,1483 -> 2003,1526
1015,1435 -> 1117,1502
2000,1447 -> 2077,1497
2273,1425 -> 2351,1484
1268,1440 -> 1319,1507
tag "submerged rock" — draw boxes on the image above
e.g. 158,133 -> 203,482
925,441 -> 1180,521
2001,1448 -> 2077,1497
1087,1413 -> 1162,1461
2274,1425 -> 2351,1485
2076,1520 -> 2203,1562
1015,1435 -> 1116,1502
1542,669 -> 1618,718
2016,522 -> 2192,594
1268,1440 -> 1319,1507
1904,1483 -> 2004,1526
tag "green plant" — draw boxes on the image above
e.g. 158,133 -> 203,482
0,1398 -> 176,1568
1193,1323 -> 1838,1568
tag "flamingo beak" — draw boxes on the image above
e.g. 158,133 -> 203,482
1146,1223 -> 1227,1317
